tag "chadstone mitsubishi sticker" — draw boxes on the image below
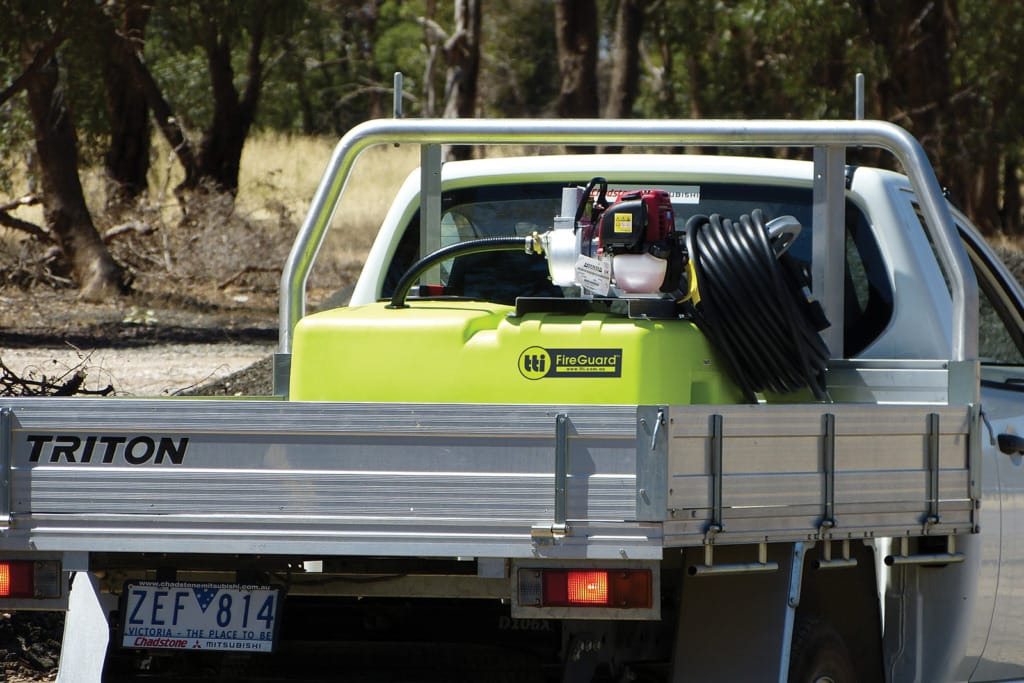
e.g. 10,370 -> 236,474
518,347 -> 622,380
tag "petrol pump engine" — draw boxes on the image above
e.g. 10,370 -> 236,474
594,189 -> 685,294
542,180 -> 687,298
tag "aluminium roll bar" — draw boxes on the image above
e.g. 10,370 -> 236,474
276,119 -> 977,382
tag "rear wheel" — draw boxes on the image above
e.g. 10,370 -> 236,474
788,617 -> 856,683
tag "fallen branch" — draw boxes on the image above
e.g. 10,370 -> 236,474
217,265 -> 277,290
0,359 -> 114,397
51,370 -> 86,396
0,195 -> 40,212
103,221 -> 155,243
0,209 -> 50,241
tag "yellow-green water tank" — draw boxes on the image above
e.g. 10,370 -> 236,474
289,301 -> 743,404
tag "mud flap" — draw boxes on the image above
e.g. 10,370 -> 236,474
671,543 -> 803,682
57,572 -> 112,683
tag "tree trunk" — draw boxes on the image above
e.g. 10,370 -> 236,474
443,0 -> 481,161
601,0 -> 644,153
554,0 -> 598,153
102,0 -> 151,211
21,47 -> 127,301
189,6 -> 269,196
1005,152 -> 1022,235
194,28 -> 250,194
115,5 -> 270,206
122,48 -> 200,192
972,153 -> 1002,235
604,0 -> 643,119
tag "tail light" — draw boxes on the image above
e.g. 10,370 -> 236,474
0,560 -> 61,599
541,569 -> 650,608
514,563 -> 657,619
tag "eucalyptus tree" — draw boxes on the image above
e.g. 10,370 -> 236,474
0,0 -> 129,300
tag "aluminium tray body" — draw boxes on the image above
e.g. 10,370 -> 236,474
0,397 -> 977,562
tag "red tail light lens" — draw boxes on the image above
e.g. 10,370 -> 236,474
0,561 -> 36,599
540,569 -> 651,609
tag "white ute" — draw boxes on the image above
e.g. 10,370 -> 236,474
3,118 -> 1024,683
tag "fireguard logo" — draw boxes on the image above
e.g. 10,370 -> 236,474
518,347 -> 622,380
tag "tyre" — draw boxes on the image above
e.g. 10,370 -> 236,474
788,616 -> 857,683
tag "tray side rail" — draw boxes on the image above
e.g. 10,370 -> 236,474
651,403 -> 977,548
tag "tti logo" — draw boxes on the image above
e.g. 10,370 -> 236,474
519,346 -> 551,380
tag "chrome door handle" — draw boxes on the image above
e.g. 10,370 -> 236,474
997,433 -> 1024,455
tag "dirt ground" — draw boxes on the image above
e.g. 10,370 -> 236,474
1,285 -> 280,397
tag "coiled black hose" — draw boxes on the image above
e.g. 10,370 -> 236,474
683,209 -> 831,402
388,236 -> 534,308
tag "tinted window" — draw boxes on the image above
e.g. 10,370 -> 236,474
382,184 -> 563,303
912,200 -> 1024,367
962,240 -> 1024,366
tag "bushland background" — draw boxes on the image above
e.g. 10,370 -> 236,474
1,0 -> 1023,307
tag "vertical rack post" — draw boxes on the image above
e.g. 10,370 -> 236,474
420,144 -> 443,283
393,72 -> 404,119
821,412 -> 837,531
812,145 -> 847,358
926,412 -> 941,526
855,72 -> 865,120
554,413 -> 568,529
0,407 -> 11,525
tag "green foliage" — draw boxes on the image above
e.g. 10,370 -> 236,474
480,0 -> 558,116
255,1 -> 434,133
374,1 -> 429,85
146,36 -> 212,132
256,5 -> 326,133
956,2 -> 1024,145
61,16 -> 118,168
0,72 -> 33,196
145,0 -> 304,132
639,0 -> 873,122
0,0 -> 87,192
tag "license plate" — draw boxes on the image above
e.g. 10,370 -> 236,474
120,581 -> 282,652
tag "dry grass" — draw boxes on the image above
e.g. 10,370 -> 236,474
238,135 -> 419,293
1,132 -> 419,302
152,131 -> 419,293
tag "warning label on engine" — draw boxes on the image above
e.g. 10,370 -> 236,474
575,255 -> 612,296
518,347 -> 622,380
614,213 -> 634,233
